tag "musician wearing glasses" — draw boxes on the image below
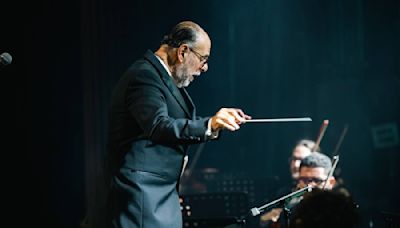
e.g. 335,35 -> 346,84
296,152 -> 336,190
285,152 -> 336,221
292,154 -> 356,228
105,21 -> 251,228
261,152 -> 335,228
289,139 -> 320,181
260,140 -> 320,227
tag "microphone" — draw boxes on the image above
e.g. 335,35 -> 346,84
0,52 -> 12,67
250,185 -> 313,216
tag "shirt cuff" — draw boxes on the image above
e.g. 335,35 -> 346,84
205,119 -> 219,139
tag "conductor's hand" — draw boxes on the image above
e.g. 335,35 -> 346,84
210,108 -> 251,131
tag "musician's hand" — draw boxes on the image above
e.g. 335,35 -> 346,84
260,208 -> 283,224
210,108 -> 251,131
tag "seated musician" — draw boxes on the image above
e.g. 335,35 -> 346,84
260,140 -> 320,227
262,152 -> 336,228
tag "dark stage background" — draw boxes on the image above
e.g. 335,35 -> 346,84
2,0 -> 399,227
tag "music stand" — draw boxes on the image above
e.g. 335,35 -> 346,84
180,192 -> 249,228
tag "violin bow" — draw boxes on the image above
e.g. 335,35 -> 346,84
322,124 -> 349,189
332,124 -> 349,156
312,119 -> 329,151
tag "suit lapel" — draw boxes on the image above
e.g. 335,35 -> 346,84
144,50 -> 192,118
180,88 -> 196,118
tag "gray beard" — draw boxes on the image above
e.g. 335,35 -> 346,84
173,64 -> 191,88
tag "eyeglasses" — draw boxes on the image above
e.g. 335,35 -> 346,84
298,177 -> 325,185
189,47 -> 209,64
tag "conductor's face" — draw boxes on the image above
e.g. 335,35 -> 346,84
173,35 -> 210,88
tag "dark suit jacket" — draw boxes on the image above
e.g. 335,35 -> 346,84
107,50 -> 211,227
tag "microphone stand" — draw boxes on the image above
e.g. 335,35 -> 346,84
249,186 -> 313,227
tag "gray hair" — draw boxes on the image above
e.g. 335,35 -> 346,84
300,152 -> 332,175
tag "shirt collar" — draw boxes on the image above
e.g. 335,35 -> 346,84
154,54 -> 172,77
